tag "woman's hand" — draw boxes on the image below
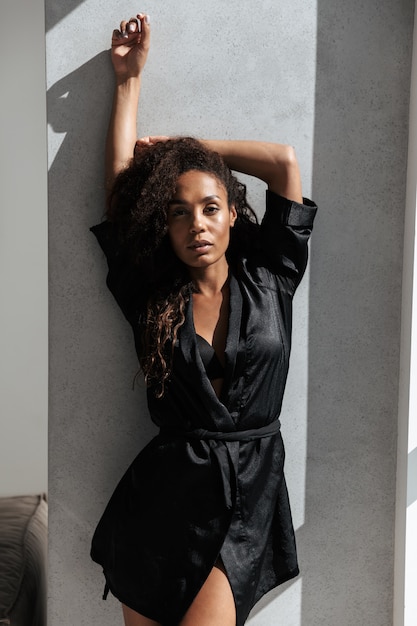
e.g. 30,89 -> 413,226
111,13 -> 150,81
134,135 -> 170,155
105,14 -> 151,193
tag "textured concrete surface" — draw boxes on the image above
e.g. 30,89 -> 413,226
46,0 -> 414,624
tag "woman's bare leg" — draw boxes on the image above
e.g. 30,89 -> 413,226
122,604 -> 161,626
179,562 -> 236,626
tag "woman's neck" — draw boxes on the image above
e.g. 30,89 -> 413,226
188,258 -> 229,296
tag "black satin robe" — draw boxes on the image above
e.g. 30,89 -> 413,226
90,190 -> 317,626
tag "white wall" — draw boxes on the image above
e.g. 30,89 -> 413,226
45,1 -> 414,624
0,0 -> 48,497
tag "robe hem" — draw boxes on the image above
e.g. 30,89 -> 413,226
255,566 -> 300,606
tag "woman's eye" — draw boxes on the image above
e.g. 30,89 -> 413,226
204,205 -> 219,213
171,208 -> 187,217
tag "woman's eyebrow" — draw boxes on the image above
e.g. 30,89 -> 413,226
169,195 -> 221,205
203,195 -> 222,201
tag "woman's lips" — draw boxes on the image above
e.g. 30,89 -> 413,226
188,240 -> 212,252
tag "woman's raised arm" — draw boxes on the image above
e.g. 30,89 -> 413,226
105,14 -> 150,197
201,140 -> 303,203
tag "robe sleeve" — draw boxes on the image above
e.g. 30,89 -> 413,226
259,190 -> 317,293
90,220 -> 148,325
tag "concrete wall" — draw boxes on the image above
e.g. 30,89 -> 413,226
396,6 -> 417,624
0,0 -> 48,498
299,2 -> 413,624
46,1 -> 414,624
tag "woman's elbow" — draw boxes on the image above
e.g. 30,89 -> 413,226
268,145 -> 302,202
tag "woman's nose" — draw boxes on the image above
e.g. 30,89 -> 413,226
190,212 -> 205,232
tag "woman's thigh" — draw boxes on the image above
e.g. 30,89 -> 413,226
179,563 -> 236,626
122,603 -> 161,626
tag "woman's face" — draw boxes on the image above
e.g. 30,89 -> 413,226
167,170 -> 237,270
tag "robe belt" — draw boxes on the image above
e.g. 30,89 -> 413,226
159,418 -> 281,442
158,420 -> 281,511
185,419 -> 282,441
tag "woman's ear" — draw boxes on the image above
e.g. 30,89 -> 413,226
229,205 -> 237,227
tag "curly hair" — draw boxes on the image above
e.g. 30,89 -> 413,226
108,137 -> 258,396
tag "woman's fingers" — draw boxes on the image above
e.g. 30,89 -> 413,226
113,15 -> 148,41
111,14 -> 150,65
137,14 -> 150,49
119,20 -> 128,36
127,18 -> 140,33
135,136 -> 169,149
117,18 -> 139,37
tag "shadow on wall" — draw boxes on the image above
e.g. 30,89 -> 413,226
46,0 -> 86,32
47,51 -> 111,193
251,0 -> 414,624
302,0 -> 411,623
47,48 -> 155,568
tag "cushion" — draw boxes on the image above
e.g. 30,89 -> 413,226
0,495 -> 47,626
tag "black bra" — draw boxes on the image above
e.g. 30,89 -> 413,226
196,334 -> 225,380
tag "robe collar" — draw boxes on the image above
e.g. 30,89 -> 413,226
179,272 -> 243,417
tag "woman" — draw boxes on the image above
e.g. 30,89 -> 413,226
91,13 -> 317,626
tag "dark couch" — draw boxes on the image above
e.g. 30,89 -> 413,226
0,495 -> 47,626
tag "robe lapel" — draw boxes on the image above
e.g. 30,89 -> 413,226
179,297 -> 230,410
221,272 -> 243,405
178,281 -> 242,428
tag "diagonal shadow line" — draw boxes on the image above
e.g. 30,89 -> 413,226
407,447 -> 417,507
46,0 -> 88,32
